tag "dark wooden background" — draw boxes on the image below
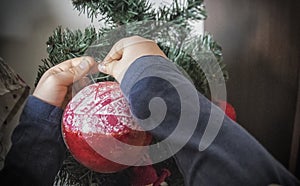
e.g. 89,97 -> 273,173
205,0 -> 300,178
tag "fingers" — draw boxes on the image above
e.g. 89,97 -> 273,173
103,40 -> 124,63
102,36 -> 155,63
33,56 -> 96,108
98,37 -> 126,75
50,56 -> 95,86
98,36 -> 167,83
49,56 -> 93,72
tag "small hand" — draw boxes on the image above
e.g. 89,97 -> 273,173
98,36 -> 166,83
33,57 -> 95,108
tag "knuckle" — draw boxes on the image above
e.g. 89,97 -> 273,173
129,35 -> 142,40
82,56 -> 94,64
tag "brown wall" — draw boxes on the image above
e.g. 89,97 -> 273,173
205,0 -> 300,176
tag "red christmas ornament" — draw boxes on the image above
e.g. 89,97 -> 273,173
214,100 -> 237,121
62,81 -> 151,173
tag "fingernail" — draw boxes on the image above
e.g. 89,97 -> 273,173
79,59 -> 89,69
98,63 -> 106,72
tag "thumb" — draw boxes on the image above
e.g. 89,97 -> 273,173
98,60 -> 116,76
98,60 -> 128,83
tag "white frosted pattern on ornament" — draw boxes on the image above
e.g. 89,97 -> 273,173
63,81 -> 141,135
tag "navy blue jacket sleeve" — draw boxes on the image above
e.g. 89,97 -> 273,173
120,55 -> 300,186
0,96 -> 67,186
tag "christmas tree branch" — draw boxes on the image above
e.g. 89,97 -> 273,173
71,0 -> 206,24
72,0 -> 155,24
36,1 -> 228,185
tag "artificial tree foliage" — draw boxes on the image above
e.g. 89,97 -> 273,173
36,0 -> 228,185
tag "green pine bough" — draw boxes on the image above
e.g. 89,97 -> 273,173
36,0 -> 228,185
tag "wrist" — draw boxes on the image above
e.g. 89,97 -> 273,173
25,96 -> 64,123
32,92 -> 63,108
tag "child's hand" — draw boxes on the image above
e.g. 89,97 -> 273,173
33,57 -> 95,108
98,36 -> 166,83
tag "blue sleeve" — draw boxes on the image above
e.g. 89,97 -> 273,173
120,55 -> 300,186
0,96 -> 67,186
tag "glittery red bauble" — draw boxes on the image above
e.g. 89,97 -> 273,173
214,100 -> 237,121
62,81 -> 151,173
